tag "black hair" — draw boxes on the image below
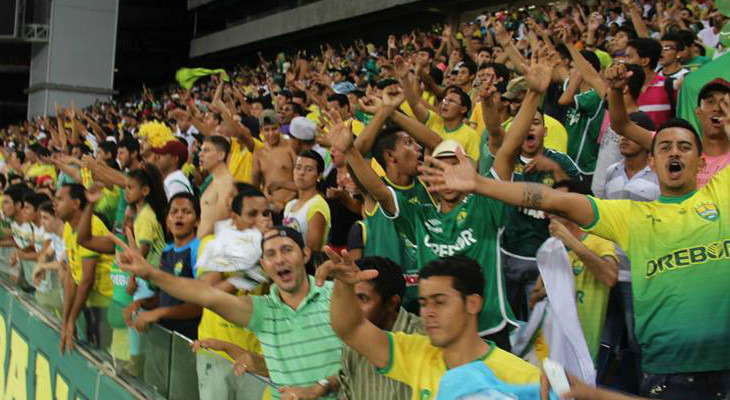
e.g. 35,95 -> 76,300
0,174 -> 6,190
460,59 -> 478,77
444,86 -> 472,116
234,182 -> 258,194
554,44 -> 571,61
372,124 -> 403,168
420,47 -> 436,59
291,90 -> 307,103
63,183 -> 88,210
628,111 -> 657,132
628,38 -> 663,70
99,141 -> 118,160
23,192 -> 50,210
4,184 -> 30,205
356,256 -> 406,306
429,67 -> 444,86
38,201 -> 54,215
14,150 -> 25,164
552,179 -> 593,196
652,118 -> 703,155
291,103 -> 306,117
481,62 -> 511,83
616,25 -> 638,40
420,255 -> 484,298
203,135 -> 231,160
119,136 -> 141,157
231,187 -> 267,215
660,32 -> 686,51
168,192 -> 201,219
128,163 -> 168,232
578,50 -> 601,73
676,30 -> 697,49
298,150 -> 325,175
327,94 -> 350,109
625,64 -> 646,100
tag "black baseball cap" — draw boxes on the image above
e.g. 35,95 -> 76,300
698,78 -> 730,105
262,226 -> 305,250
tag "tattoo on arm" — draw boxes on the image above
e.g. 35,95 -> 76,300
523,183 -> 544,209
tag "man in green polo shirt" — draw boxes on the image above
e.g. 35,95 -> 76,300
112,226 -> 342,400
419,116 -> 730,399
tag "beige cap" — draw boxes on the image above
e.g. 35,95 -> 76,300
432,139 -> 465,159
501,76 -> 528,100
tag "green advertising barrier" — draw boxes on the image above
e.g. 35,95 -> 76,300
0,280 -> 144,400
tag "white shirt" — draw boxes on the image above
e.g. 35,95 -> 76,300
176,125 -> 199,151
698,26 -> 720,49
164,170 -> 193,201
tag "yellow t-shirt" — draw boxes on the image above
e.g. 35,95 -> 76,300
501,115 -> 569,154
378,332 -> 541,400
468,101 -> 487,140
400,91 -> 438,120
63,216 -> 114,306
133,203 -> 165,267
569,234 -> 618,361
196,235 -> 264,361
424,111 -> 480,161
229,138 -> 265,183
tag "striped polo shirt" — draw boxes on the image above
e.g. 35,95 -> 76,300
248,276 -> 342,399
603,160 -> 660,282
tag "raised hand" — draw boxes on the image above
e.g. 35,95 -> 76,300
108,229 -> 154,279
323,110 -> 355,153
604,62 -> 633,90
523,52 -> 554,94
494,21 -> 512,47
381,85 -> 405,108
358,95 -> 382,114
418,148 -> 478,194
85,183 -> 104,204
393,55 -> 410,80
315,247 -> 379,286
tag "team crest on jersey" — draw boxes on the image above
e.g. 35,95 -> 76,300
456,209 -> 468,225
695,202 -> 719,222
514,164 -> 525,174
174,261 -> 184,276
542,176 -> 555,186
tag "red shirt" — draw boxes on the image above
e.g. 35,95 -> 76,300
638,75 -> 673,128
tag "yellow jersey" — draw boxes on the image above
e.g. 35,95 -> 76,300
378,332 -> 541,400
63,215 -> 114,306
229,138 -> 265,183
424,111 -> 480,161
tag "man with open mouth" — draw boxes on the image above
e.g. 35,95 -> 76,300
418,90 -> 730,398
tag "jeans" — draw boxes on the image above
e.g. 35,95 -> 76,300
640,370 -> 730,400
501,251 -> 539,322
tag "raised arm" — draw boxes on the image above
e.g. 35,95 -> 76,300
558,26 -> 606,99
327,112 -> 396,215
112,234 -> 254,327
394,56 -> 429,123
315,249 -> 388,369
493,54 -> 554,180
605,64 -> 653,150
420,150 -> 596,227
76,186 -> 115,254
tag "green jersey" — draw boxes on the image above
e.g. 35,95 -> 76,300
384,185 -> 517,334
361,177 -> 434,312
501,150 -> 580,257
584,166 -> 730,373
565,89 -> 605,175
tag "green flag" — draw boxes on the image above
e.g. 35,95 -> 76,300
175,68 -> 229,90
676,53 -> 730,135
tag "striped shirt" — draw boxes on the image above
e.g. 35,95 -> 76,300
248,276 -> 342,399
604,161 -> 660,282
338,308 -> 424,400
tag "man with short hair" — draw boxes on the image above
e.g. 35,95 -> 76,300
252,109 -> 297,215
626,38 -> 673,127
151,139 -> 193,200
198,136 -> 235,238
658,32 -> 690,81
117,136 -> 143,172
337,256 -> 425,400
55,183 -> 114,354
320,254 -> 540,400
113,226 -> 344,399
420,113 -> 730,398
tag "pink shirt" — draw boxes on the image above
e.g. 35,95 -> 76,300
698,152 -> 730,187
638,75 -> 673,129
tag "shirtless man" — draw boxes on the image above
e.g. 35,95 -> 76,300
251,110 -> 297,214
198,136 -> 235,238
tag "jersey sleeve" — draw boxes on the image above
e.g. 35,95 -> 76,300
554,152 -> 581,178
581,196 -> 632,251
375,331 -> 430,385
134,207 -> 160,247
306,196 -> 331,228
465,132 -> 481,161
575,89 -> 602,113
585,235 -> 620,265
246,295 -> 267,332
424,109 -> 441,127
80,216 -> 110,260
380,187 -> 419,243
347,221 -> 365,251
701,162 -> 730,212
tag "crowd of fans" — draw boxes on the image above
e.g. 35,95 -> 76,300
1,0 -> 729,399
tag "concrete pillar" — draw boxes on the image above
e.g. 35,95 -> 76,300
27,0 -> 118,118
